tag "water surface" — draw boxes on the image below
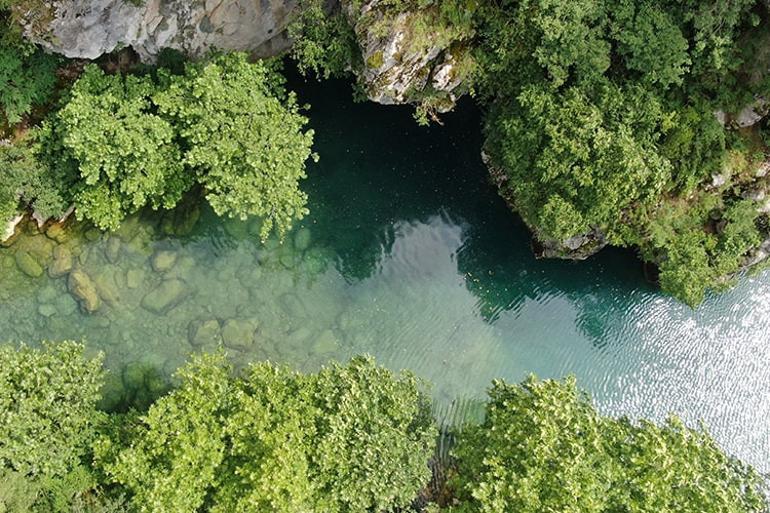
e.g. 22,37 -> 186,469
1,76 -> 769,471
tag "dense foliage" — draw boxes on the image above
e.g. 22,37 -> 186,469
287,0 -> 770,306
0,6 -> 59,127
0,342 -> 117,512
0,140 -> 69,223
0,342 -> 766,513
450,376 -> 767,513
95,354 -> 435,513
32,53 -> 314,238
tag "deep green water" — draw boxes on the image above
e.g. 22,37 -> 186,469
1,75 -> 769,471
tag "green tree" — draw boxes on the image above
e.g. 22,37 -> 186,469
51,65 -> 189,231
450,376 -> 767,513
0,341 -> 104,478
487,81 -> 671,244
96,354 -> 435,513
155,53 -> 317,240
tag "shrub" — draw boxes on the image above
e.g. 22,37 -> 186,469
0,140 -> 69,222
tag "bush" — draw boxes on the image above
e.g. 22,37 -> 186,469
0,341 -> 104,478
96,354 -> 436,513
450,376 -> 767,513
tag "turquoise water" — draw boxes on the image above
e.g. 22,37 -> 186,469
1,75 -> 769,471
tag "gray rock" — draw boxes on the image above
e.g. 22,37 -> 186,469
22,0 -> 296,62
141,279 -> 190,314
222,318 -> 258,351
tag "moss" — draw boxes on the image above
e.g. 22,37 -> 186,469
366,50 -> 384,69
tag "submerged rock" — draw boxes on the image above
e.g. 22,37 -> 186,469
93,270 -> 121,306
37,303 -> 57,317
188,319 -> 223,349
126,268 -> 145,289
15,250 -> 44,278
141,279 -> 191,314
293,227 -> 312,252
312,329 -> 340,354
222,318 -> 258,351
68,269 -> 101,313
48,245 -> 73,278
104,236 -> 122,264
45,223 -> 69,243
151,249 -> 178,273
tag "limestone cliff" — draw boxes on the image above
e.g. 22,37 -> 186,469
17,0 -> 296,61
18,0 -> 470,111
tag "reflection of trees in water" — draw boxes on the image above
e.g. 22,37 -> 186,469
456,232 -> 653,348
291,71 -> 655,350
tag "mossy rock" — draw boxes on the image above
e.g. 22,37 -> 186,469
15,250 -> 44,278
188,318 -> 223,348
222,318 -> 258,351
48,245 -> 73,278
67,269 -> 101,313
141,279 -> 191,314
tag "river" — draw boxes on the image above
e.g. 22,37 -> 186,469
1,73 -> 768,471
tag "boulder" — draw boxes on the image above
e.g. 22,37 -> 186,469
94,270 -> 121,305
151,249 -> 178,273
68,269 -> 101,313
141,279 -> 191,314
222,318 -> 258,351
15,251 -> 44,278
188,319 -> 223,348
48,245 -> 73,278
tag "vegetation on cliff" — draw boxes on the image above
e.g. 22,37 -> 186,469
0,342 -> 766,512
289,0 -> 770,305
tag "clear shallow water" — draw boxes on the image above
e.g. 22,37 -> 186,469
1,75 -> 769,471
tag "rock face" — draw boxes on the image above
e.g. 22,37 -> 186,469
342,0 -> 470,110
1,214 -> 24,245
20,0 -> 296,62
